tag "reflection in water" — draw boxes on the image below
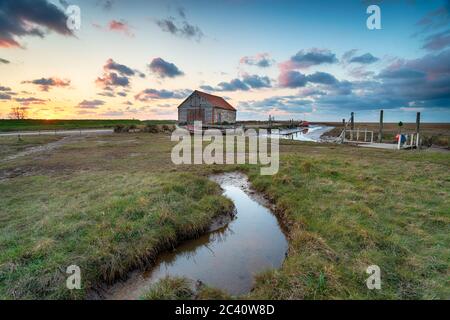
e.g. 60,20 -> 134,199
102,173 -> 288,300
278,125 -> 333,142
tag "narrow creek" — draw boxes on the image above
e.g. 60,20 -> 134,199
100,172 -> 288,299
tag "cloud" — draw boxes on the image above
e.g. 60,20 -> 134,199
280,48 -> 338,70
76,99 -> 105,109
104,58 -> 136,76
278,70 -> 307,88
416,1 -> 450,33
134,88 -> 190,101
96,0 -> 114,10
148,57 -> 184,78
22,77 -> 70,91
240,53 -> 274,68
239,96 -> 314,114
0,93 -> 11,100
155,17 -> 204,41
96,72 -> 129,88
202,74 -> 272,92
422,29 -> 450,51
0,86 -> 12,91
108,20 -> 134,37
242,74 -> 272,88
349,53 -> 379,64
0,0 -> 73,48
15,97 -> 46,105
306,72 -> 338,85
0,58 -> 10,64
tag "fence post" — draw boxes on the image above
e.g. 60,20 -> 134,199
416,112 -> 421,150
378,110 -> 384,143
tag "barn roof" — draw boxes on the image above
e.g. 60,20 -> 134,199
179,90 -> 236,111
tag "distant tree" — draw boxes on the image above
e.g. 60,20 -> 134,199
9,106 -> 28,120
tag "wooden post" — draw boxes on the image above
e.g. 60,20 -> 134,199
356,128 -> 360,141
416,112 -> 421,149
378,110 -> 384,143
342,119 -> 346,142
364,128 -> 367,142
350,113 -> 354,140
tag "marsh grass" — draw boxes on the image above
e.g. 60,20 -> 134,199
141,277 -> 231,300
0,133 -> 448,299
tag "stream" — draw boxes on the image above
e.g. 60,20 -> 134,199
100,172 -> 288,299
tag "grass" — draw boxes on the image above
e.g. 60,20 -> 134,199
0,135 -> 60,158
0,119 -> 176,132
0,132 -> 448,299
141,277 -> 231,300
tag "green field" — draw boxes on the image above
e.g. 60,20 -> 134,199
0,119 -> 177,132
0,133 -> 448,299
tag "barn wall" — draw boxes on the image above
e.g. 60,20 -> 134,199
178,93 -> 214,124
214,108 -> 236,124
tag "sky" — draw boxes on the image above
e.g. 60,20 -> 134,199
0,0 -> 449,122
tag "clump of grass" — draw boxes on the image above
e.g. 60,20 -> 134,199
142,277 -> 194,300
141,277 -> 232,300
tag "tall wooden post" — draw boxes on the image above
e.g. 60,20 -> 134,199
350,112 -> 354,140
378,110 -> 384,143
342,118 -> 346,142
416,112 -> 421,149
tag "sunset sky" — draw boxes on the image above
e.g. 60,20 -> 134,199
0,0 -> 449,122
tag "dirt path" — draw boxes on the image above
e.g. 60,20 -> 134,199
1,136 -> 78,162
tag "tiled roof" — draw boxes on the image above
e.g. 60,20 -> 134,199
185,90 -> 236,111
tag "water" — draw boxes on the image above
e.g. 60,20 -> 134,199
278,125 -> 333,142
101,172 -> 288,299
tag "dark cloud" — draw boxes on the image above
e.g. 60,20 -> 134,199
155,17 -> 204,41
96,0 -> 114,10
96,72 -> 129,88
22,77 -> 70,91
242,74 -> 271,89
134,88 -> 190,101
306,72 -> 338,85
281,49 -> 338,70
148,57 -> 184,78
240,53 -> 274,68
278,70 -> 307,88
0,0 -> 73,48
239,96 -> 313,114
422,29 -> 450,51
76,99 -> 105,109
0,85 -> 11,91
377,68 -> 426,80
0,58 -> 10,64
349,53 -> 379,64
217,78 -> 249,91
15,97 -> 46,105
0,93 -> 11,100
104,58 -> 135,76
177,7 -> 186,19
203,74 -> 272,92
416,0 -> 450,33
